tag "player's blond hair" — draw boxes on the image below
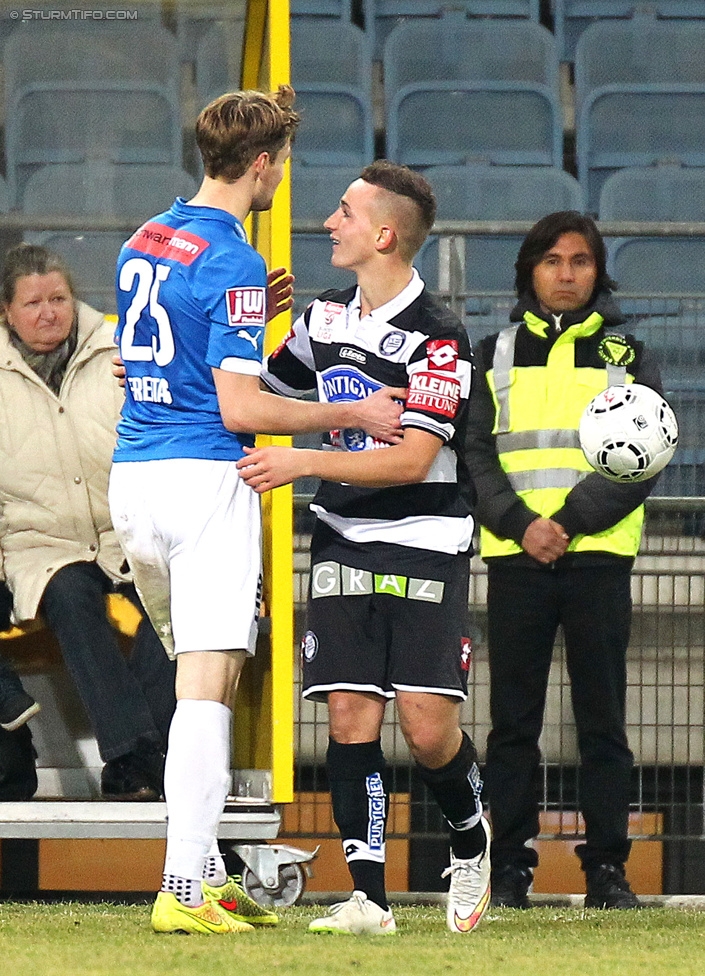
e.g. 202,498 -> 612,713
196,85 -> 300,183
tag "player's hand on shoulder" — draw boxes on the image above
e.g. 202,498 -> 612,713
237,445 -> 307,493
266,267 -> 295,322
351,387 -> 407,444
112,354 -> 126,388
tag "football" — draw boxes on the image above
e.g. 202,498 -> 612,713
579,384 -> 679,483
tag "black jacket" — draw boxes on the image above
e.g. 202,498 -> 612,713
464,291 -> 663,566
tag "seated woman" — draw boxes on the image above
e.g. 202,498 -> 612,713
0,243 -> 176,799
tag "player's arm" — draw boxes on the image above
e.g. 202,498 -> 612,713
551,345 -> 664,538
237,426 -> 442,492
213,370 -> 405,442
464,338 -> 542,545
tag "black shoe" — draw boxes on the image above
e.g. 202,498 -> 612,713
101,747 -> 164,801
132,741 -> 166,796
584,863 -> 640,909
490,864 -> 532,908
0,690 -> 41,732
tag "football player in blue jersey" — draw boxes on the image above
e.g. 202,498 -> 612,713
238,162 -> 492,936
109,87 -> 405,936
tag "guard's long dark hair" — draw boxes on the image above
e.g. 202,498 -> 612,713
514,210 -> 617,300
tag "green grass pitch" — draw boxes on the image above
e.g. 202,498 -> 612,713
1,902 -> 704,976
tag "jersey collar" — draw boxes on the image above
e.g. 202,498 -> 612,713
350,267 -> 425,325
170,197 -> 248,241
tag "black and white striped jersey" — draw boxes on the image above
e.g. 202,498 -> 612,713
261,270 -> 476,555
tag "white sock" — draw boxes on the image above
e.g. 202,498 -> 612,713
161,874 -> 203,908
203,839 -> 228,886
162,699 -> 232,895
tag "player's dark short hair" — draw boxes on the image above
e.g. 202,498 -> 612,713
514,210 -> 616,299
1,244 -> 76,306
196,85 -> 300,183
360,160 -> 436,260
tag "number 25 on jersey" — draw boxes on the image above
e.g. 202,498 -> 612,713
118,257 -> 175,367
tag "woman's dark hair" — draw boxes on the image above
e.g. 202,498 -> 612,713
1,244 -> 76,306
514,210 -> 616,299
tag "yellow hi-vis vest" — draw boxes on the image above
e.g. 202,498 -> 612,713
479,311 -> 645,559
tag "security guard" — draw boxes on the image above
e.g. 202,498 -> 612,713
465,211 -> 663,909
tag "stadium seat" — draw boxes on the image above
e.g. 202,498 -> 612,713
22,162 -> 197,221
574,14 -> 705,211
373,1 -> 540,59
290,1 -> 356,15
290,162 -> 360,315
552,0 -> 705,64
601,161 -> 705,498
418,163 -> 584,337
291,161 -> 360,224
630,310 -> 705,497
0,176 -> 10,215
599,162 -> 705,222
195,19 -> 247,106
290,19 -> 375,165
4,23 -> 182,205
384,13 -> 563,167
601,164 -> 705,307
22,162 -> 198,314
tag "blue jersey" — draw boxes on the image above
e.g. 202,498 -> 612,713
113,197 -> 267,462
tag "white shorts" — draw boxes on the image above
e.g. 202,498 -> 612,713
108,458 -> 262,658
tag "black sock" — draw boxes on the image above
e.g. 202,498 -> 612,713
415,731 -> 486,860
327,737 -> 389,911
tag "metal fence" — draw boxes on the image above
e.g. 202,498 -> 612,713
286,496 -> 705,892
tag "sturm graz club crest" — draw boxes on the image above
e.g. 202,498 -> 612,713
301,631 -> 319,663
379,331 -> 406,356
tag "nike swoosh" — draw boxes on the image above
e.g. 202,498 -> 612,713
454,886 -> 491,932
185,903 -> 231,932
219,899 -> 239,912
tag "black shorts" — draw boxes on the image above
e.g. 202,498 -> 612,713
301,523 -> 471,702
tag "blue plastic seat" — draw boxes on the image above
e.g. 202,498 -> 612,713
291,162 -> 361,222
291,1 -> 356,14
384,14 -> 562,167
575,15 -> 705,211
603,161 -> 705,498
418,163 -> 584,334
599,162 -> 705,221
373,1 -> 540,59
629,309 -> 705,497
290,163 -> 361,315
601,164 -> 705,305
22,163 -> 198,315
4,23 -> 182,204
291,19 -> 375,165
195,19 -> 246,106
0,176 -> 9,215
552,1 -> 705,64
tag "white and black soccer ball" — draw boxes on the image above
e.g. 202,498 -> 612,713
579,384 -> 679,483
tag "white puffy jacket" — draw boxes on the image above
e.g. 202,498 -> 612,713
0,301 -> 129,622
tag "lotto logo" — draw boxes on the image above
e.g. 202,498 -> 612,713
426,339 -> 459,371
226,287 -> 266,327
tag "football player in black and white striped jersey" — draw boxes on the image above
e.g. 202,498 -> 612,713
238,162 -> 491,936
